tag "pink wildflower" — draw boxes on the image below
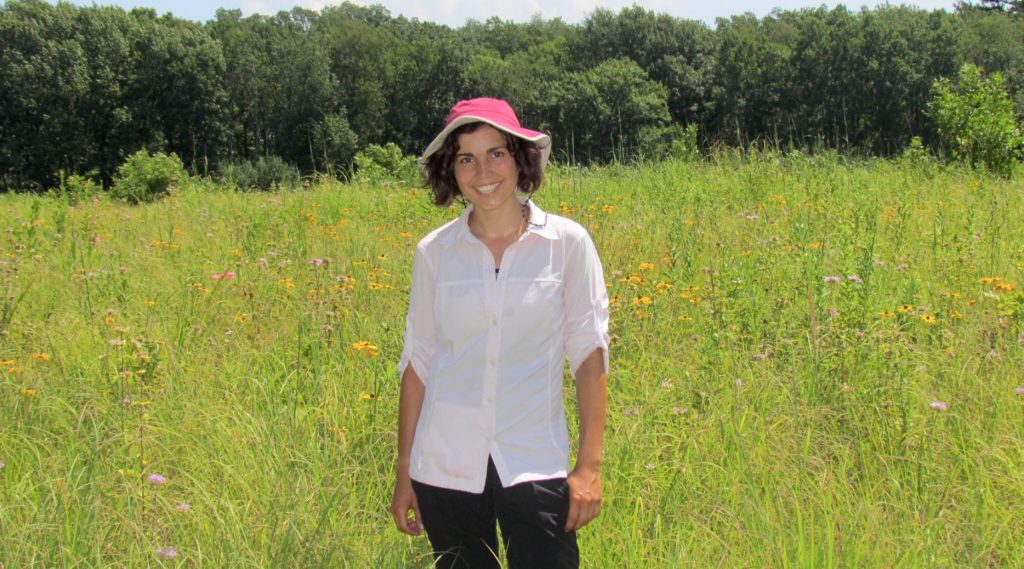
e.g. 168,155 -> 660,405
176,502 -> 190,512
155,547 -> 178,559
823,275 -> 842,284
210,272 -> 236,280
929,401 -> 948,411
147,473 -> 167,485
1015,386 -> 1024,396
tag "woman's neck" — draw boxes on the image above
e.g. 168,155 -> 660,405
469,201 -> 528,241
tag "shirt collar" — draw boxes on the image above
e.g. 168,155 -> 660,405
442,198 -> 558,246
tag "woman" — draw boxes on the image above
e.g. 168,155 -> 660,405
390,98 -> 609,569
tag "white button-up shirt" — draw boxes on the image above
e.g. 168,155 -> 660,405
399,200 -> 610,493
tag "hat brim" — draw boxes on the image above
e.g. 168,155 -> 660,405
420,115 -> 552,169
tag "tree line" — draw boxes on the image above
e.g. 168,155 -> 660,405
1,0 -> 1022,191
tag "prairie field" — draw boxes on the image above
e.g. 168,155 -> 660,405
1,155 -> 1023,568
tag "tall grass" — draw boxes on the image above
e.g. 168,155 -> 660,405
1,154 -> 1022,567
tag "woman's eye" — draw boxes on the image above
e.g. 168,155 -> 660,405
491,150 -> 506,158
458,156 -> 473,165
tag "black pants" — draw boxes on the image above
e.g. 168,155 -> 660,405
411,458 -> 579,569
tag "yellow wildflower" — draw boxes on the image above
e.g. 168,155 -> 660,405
18,388 -> 36,396
920,314 -> 938,325
352,341 -> 380,358
639,262 -> 655,271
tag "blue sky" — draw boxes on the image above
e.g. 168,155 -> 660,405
56,0 -> 959,27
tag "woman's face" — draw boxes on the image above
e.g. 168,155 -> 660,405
453,125 -> 519,215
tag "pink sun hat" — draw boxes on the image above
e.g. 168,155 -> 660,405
421,98 -> 552,168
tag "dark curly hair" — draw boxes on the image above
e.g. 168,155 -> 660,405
423,122 -> 544,207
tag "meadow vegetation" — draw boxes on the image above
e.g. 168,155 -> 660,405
1,154 -> 1023,567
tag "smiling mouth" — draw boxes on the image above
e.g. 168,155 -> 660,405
475,182 -> 500,194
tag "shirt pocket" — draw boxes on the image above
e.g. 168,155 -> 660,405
503,276 -> 564,348
434,280 -> 487,360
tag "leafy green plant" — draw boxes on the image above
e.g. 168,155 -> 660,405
353,143 -> 420,185
637,123 -> 700,162
928,63 -> 1022,177
50,172 -> 102,206
111,150 -> 188,204
221,156 -> 301,191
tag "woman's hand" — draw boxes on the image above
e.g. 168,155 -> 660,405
392,367 -> 426,536
566,348 -> 607,532
564,464 -> 602,531
390,475 -> 423,536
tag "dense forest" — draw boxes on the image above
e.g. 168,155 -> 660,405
1,0 -> 1022,190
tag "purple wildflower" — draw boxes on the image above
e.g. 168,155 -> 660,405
929,401 -> 949,411
735,379 -> 745,387
1015,386 -> 1024,396
147,473 -> 167,485
155,547 -> 178,559
309,258 -> 327,267
823,275 -> 842,284
176,502 -> 190,512
847,274 -> 864,285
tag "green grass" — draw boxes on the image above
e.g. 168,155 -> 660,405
1,154 -> 1022,567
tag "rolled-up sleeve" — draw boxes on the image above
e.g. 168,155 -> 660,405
398,244 -> 436,384
563,229 -> 610,377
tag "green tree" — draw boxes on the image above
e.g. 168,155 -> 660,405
126,9 -> 226,175
317,6 -> 393,144
928,63 -> 1022,175
572,7 -> 715,124
959,6 -> 1024,112
383,20 -> 472,154
551,58 -> 671,162
709,13 -> 795,147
